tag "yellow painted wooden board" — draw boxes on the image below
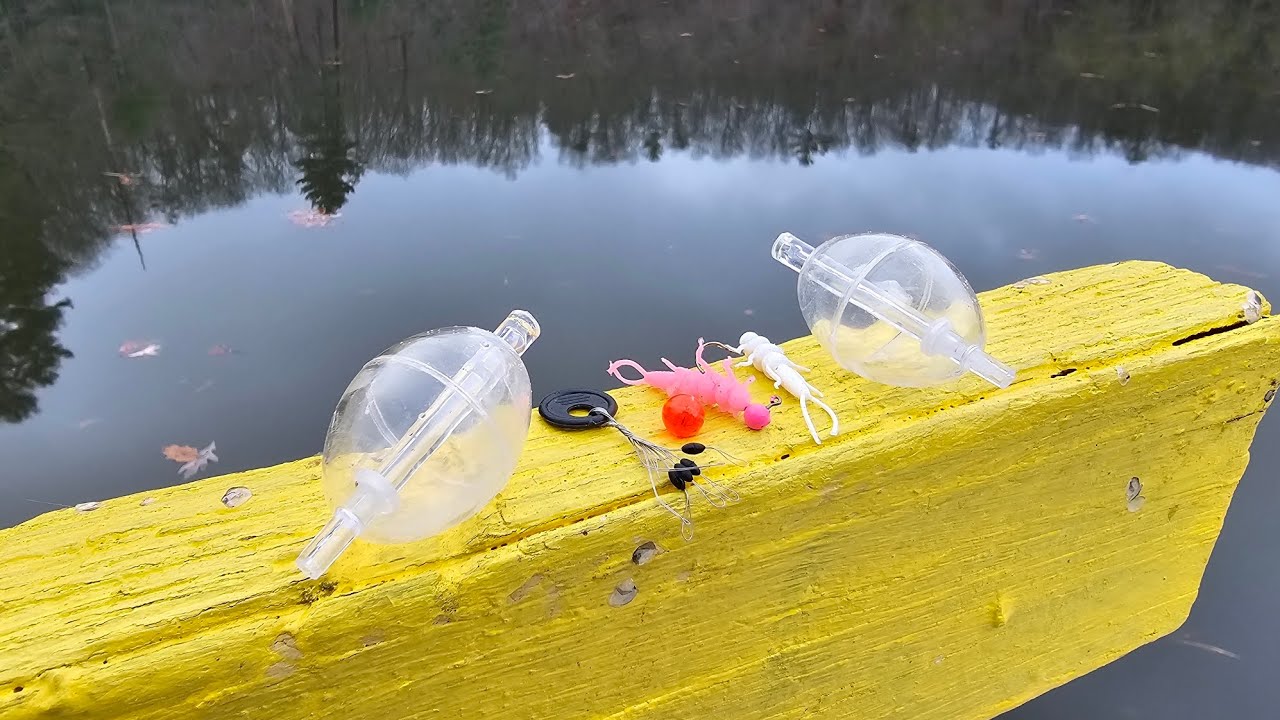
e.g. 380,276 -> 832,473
1,262 -> 1276,719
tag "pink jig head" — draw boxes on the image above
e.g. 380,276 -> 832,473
606,340 -> 774,430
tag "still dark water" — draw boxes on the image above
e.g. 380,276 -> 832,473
3,1 -> 1279,717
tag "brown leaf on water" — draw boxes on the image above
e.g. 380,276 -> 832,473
163,444 -> 200,463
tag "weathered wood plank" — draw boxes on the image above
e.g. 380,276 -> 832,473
1,262 -> 1275,719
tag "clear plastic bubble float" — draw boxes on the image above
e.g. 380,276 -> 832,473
772,232 -> 1014,389
296,310 -> 540,579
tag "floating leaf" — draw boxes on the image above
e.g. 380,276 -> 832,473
103,172 -> 139,185
119,341 -> 161,358
112,222 -> 168,234
221,486 -> 252,508
163,444 -> 200,463
178,442 -> 219,480
287,209 -> 341,228
1109,102 -> 1159,113
1175,638 -> 1240,660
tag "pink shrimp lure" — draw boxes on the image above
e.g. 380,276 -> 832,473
607,339 -> 773,430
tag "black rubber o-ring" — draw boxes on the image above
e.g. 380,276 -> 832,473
538,389 -> 618,429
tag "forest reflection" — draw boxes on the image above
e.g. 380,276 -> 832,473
0,0 -> 1277,421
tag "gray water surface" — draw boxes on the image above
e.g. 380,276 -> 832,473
2,2 -> 1278,717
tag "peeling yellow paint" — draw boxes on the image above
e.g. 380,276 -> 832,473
0,262 -> 1276,719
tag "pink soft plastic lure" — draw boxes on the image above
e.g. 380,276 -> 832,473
607,340 -> 772,430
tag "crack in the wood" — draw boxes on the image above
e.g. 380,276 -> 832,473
1171,320 -> 1251,347
1226,409 -> 1264,424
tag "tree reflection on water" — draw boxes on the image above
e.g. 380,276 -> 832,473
0,0 -> 1276,422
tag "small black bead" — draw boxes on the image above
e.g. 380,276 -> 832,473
681,442 -> 706,455
677,458 -> 701,475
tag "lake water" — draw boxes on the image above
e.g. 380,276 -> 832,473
2,1 -> 1278,717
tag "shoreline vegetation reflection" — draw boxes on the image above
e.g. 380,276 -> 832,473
1,0 -> 1278,422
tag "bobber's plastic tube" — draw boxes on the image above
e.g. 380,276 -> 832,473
772,233 -> 1014,389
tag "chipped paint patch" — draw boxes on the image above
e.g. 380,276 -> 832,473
631,541 -> 660,565
1013,276 -> 1051,289
221,487 -> 252,508
1243,291 -> 1263,324
990,593 -> 1009,627
271,633 -> 302,660
1127,477 -> 1146,512
609,579 -> 638,607
508,574 -> 545,604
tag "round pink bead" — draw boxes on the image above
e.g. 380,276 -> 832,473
743,403 -> 771,430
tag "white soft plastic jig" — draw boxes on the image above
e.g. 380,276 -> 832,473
705,333 -> 839,445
